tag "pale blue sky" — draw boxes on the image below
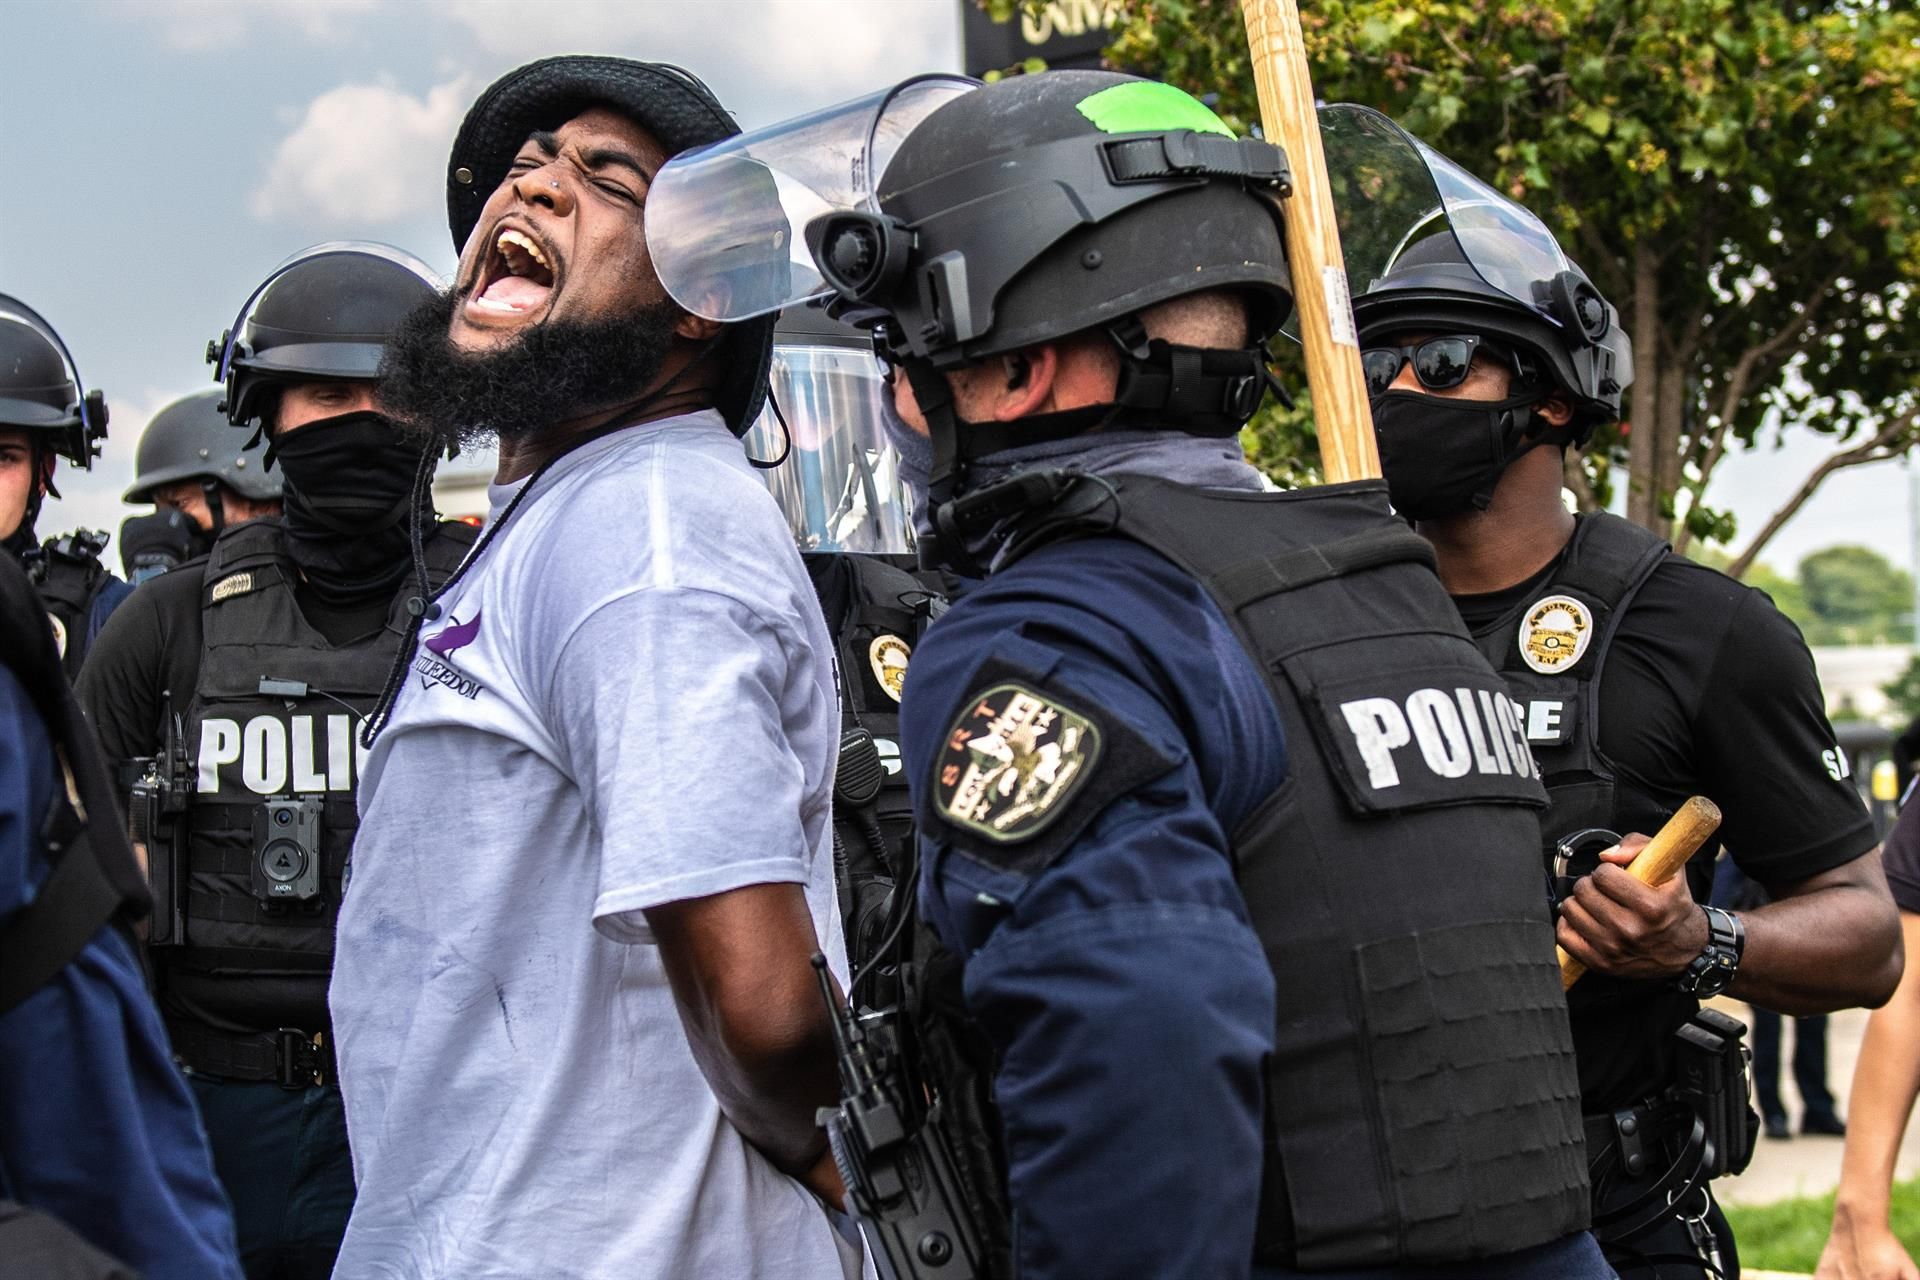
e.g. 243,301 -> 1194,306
4,0 -> 1907,579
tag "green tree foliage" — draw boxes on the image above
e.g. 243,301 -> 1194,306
1885,652 -> 1920,723
1694,541 -> 1910,643
1738,559 -> 1808,624
1091,0 -> 1920,566
1797,543 -> 1915,643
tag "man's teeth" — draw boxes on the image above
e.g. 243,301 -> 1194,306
496,228 -> 549,269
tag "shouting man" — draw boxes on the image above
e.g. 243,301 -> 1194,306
328,57 -> 857,1279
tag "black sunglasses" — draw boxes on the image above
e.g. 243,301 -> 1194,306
1361,335 -> 1497,397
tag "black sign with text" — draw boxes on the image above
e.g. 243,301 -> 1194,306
959,1 -> 1123,78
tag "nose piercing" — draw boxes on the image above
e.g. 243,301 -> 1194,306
549,180 -> 560,190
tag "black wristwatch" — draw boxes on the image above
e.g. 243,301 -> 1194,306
1675,906 -> 1745,997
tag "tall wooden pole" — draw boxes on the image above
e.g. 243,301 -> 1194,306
1239,0 -> 1380,482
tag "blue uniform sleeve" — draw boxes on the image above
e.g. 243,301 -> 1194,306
84,575 -> 134,657
0,664 -> 54,917
0,669 -> 243,1280
902,540 -> 1284,1280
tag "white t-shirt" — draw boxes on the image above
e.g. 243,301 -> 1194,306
330,412 -> 857,1280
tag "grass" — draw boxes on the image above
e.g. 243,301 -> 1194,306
1726,1177 -> 1920,1272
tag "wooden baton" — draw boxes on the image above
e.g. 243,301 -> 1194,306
1238,0 -> 1381,483
1557,795 -> 1724,990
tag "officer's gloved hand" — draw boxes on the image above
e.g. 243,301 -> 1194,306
1554,833 -> 1711,980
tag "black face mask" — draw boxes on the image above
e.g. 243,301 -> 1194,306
1372,389 -> 1541,521
119,508 -> 211,583
265,411 -> 424,605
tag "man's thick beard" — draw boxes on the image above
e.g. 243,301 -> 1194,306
378,290 -> 684,452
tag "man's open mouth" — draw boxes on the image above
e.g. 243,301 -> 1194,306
470,225 -> 557,315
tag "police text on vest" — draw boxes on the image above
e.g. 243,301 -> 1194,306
1340,689 -> 1538,789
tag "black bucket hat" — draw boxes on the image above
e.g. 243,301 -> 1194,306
446,55 -> 776,433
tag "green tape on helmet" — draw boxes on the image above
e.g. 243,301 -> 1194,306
1075,81 -> 1234,138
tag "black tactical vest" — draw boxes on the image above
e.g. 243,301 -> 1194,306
170,518 -> 473,976
913,476 -> 1591,1271
806,552 -> 942,989
27,531 -> 114,680
1465,513 -> 1681,1037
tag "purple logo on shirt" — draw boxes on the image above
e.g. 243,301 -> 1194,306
424,611 -> 482,659
415,611 -> 487,699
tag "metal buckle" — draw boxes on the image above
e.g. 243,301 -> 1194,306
274,1028 -> 324,1089
1674,1185 -> 1728,1275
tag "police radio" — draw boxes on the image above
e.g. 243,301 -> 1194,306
252,798 -> 324,909
812,955 -> 986,1280
127,712 -> 193,947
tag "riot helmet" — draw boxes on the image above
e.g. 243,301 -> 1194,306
444,55 -> 779,434
124,388 -> 281,544
745,305 -> 912,554
209,242 -> 441,431
0,294 -> 108,468
125,389 -> 281,505
1332,105 -> 1631,442
648,71 -> 1294,567
651,71 -> 1292,367
1354,235 -> 1627,443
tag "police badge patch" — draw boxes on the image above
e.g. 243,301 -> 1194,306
935,683 -> 1102,843
869,634 -> 911,703
1518,594 -> 1593,674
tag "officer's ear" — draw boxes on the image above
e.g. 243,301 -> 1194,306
982,345 -> 1059,423
1535,391 -> 1574,429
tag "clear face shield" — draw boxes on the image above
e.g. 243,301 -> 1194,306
745,341 -> 913,555
645,75 -> 980,323
1310,104 -> 1576,321
1303,105 -> 1630,409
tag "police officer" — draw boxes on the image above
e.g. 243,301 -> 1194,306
751,305 -> 941,994
0,550 -> 244,1280
0,295 -> 126,675
1350,123 -> 1900,1277
119,389 -> 282,585
657,70 -> 1612,1277
75,243 -> 474,1280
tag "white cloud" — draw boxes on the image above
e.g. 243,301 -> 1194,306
112,0 -> 382,51
250,77 -> 475,224
429,0 -> 958,124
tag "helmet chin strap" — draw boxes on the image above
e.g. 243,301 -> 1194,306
199,478 -> 228,539
902,315 -> 1279,575
9,438 -> 53,552
902,357 -> 984,578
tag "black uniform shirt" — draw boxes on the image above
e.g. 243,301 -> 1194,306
1456,548 -> 1877,1109
77,559 -> 391,1035
1880,801 -> 1920,914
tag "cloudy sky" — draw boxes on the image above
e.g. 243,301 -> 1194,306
4,0 -> 1910,579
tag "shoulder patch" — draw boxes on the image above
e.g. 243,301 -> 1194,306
209,571 -> 258,604
934,682 -> 1102,843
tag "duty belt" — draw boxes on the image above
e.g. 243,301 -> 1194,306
168,1019 -> 335,1089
